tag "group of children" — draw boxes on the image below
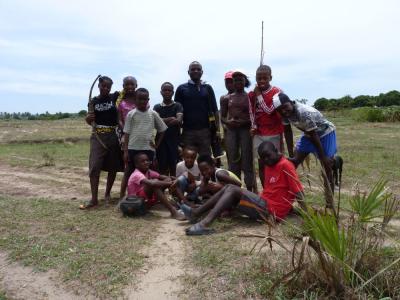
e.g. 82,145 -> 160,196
81,64 -> 338,235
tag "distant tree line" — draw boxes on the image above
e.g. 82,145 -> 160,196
313,90 -> 400,111
0,110 -> 87,120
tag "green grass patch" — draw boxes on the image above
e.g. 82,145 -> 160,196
0,196 -> 159,297
0,141 -> 89,168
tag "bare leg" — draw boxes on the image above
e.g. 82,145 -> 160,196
144,185 -> 186,220
105,171 -> 116,205
120,164 -> 134,199
90,175 -> 100,204
192,185 -> 231,217
198,185 -> 242,227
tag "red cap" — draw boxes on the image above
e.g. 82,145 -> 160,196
224,71 -> 233,79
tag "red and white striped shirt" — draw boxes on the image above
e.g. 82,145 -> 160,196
248,86 -> 284,136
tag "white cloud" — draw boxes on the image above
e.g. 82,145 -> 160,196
0,0 -> 399,112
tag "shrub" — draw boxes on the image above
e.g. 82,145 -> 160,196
351,107 -> 400,122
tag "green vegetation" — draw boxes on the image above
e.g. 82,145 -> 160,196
350,106 -> 400,122
0,196 -> 160,298
0,111 -> 87,120
314,90 -> 400,110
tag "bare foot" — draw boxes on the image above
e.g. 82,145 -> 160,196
104,194 -> 111,207
172,213 -> 187,221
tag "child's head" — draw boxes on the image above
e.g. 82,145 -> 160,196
134,153 -> 151,172
224,71 -> 234,94
135,88 -> 150,111
255,65 -> 272,91
182,146 -> 198,169
188,61 -> 203,82
98,76 -> 113,97
123,76 -> 137,95
272,93 -> 295,118
232,70 -> 251,92
258,141 -> 281,166
160,82 -> 174,102
197,154 -> 216,180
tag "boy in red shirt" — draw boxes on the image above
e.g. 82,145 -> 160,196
248,65 -> 294,186
180,141 -> 304,235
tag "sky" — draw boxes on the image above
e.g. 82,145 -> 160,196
0,0 -> 399,113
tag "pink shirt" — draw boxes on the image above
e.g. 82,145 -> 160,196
127,169 -> 160,196
118,100 -> 136,126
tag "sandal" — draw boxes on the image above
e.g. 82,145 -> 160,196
185,223 -> 215,236
79,200 -> 98,210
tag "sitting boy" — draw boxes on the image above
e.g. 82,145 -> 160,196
181,141 -> 304,235
197,154 -> 242,198
171,146 -> 202,205
127,153 -> 186,220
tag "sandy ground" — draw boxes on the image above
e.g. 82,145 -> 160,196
0,161 -> 188,300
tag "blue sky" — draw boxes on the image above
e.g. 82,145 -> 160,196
0,0 -> 399,113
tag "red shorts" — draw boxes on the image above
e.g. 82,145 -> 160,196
137,189 -> 158,208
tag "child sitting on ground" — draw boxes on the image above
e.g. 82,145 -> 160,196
127,153 -> 186,220
181,141 -> 304,235
171,146 -> 202,206
197,154 -> 242,198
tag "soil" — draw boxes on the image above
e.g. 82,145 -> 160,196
0,161 -> 188,299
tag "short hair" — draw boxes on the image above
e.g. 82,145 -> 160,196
136,87 -> 149,95
197,154 -> 215,166
161,82 -> 174,89
257,141 -> 278,156
183,145 -> 198,154
134,152 -> 148,164
189,61 -> 202,69
232,73 -> 251,88
123,76 -> 137,84
99,76 -> 113,84
256,65 -> 272,74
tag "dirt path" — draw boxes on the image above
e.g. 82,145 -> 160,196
0,252 -> 92,300
124,208 -> 187,300
0,161 -> 187,299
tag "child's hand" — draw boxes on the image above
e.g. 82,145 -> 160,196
149,141 -> 156,149
187,182 -> 196,193
250,128 -> 257,137
254,86 -> 262,96
86,113 -> 95,124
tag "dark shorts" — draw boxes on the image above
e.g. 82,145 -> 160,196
181,128 -> 211,156
236,189 -> 268,220
156,139 -> 179,172
89,132 -> 124,177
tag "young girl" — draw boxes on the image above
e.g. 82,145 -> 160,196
220,70 -> 254,191
117,76 -> 138,199
248,65 -> 293,186
80,76 -> 123,209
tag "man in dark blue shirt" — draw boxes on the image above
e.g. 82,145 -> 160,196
175,61 -> 219,156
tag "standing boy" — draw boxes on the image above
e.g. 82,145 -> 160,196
121,88 -> 168,198
248,65 -> 293,186
153,82 -> 183,176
